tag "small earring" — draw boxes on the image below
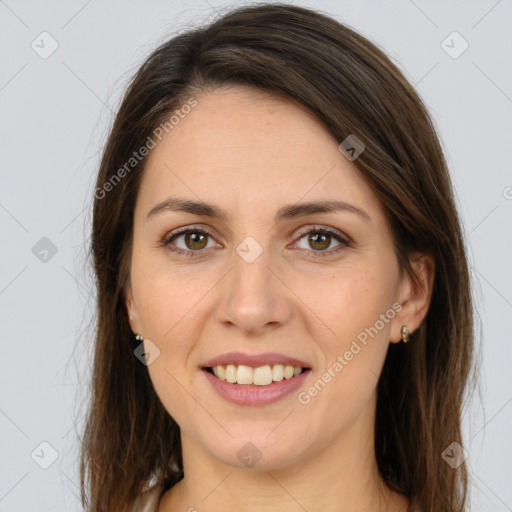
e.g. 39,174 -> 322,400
135,334 -> 144,342
129,314 -> 133,321
401,325 -> 410,343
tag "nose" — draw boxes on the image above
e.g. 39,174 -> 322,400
214,244 -> 293,335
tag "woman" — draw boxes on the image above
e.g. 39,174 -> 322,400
80,4 -> 475,511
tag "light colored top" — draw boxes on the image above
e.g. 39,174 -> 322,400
131,484 -> 164,512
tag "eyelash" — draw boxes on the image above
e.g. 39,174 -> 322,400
162,225 -> 351,258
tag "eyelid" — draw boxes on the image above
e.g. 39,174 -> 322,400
164,224 -> 217,240
163,224 -> 351,257
290,225 -> 351,256
162,225 -> 220,249
292,224 -> 350,245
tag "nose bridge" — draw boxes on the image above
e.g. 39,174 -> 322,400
215,236 -> 291,332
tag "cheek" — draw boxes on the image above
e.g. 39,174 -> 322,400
311,266 -> 396,346
132,265 -> 208,412
137,269 -> 205,424
303,267 -> 396,406
133,260 -> 208,342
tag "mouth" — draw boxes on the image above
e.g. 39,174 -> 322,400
202,364 -> 312,386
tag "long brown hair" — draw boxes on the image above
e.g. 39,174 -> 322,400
80,4 -> 476,511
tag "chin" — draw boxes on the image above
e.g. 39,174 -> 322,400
202,430 -> 311,471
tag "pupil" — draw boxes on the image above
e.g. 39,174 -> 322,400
310,233 -> 329,250
187,233 -> 207,249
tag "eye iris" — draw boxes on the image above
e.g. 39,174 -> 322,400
177,230 -> 337,252
185,232 -> 208,250
309,232 -> 330,250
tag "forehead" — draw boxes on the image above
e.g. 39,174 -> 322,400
136,85 -> 382,223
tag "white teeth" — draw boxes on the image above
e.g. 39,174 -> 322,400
283,365 -> 294,379
225,364 -> 237,383
216,364 -> 226,381
253,365 -> 273,386
209,364 -> 304,385
272,364 -> 284,382
236,365 -> 253,385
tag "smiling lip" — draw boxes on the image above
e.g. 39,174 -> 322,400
201,352 -> 311,369
201,352 -> 312,406
202,367 -> 312,406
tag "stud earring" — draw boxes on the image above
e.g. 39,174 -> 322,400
401,325 -> 410,343
135,334 -> 144,342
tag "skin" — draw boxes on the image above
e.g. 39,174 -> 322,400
124,84 -> 434,512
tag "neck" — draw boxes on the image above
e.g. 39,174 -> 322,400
159,395 -> 409,512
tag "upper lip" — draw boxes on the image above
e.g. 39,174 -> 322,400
202,352 -> 311,369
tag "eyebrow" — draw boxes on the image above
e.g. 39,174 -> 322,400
146,197 -> 371,223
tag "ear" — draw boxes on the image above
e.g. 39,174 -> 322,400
123,277 -> 140,335
389,252 -> 435,344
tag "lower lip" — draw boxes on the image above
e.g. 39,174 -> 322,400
202,368 -> 312,406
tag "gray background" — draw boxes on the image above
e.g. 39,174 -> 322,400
1,0 -> 511,510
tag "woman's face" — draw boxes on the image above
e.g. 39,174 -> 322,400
125,85 -> 420,470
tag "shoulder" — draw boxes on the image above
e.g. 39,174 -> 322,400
131,483 -> 165,512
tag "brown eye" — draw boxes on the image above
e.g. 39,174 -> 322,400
183,232 -> 208,250
308,232 -> 332,251
164,228 -> 218,256
294,227 -> 350,256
